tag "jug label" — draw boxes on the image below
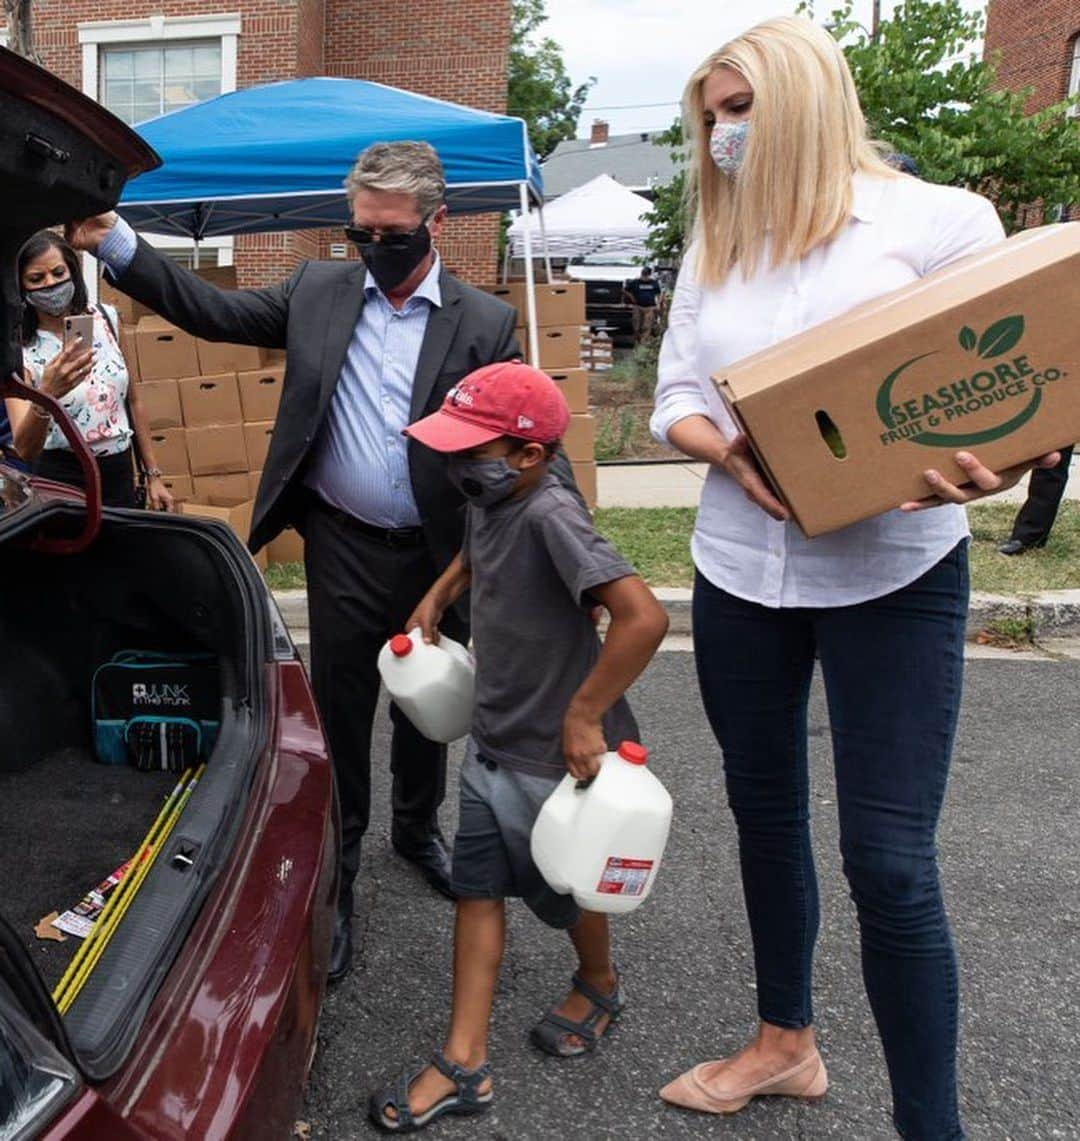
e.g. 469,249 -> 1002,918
596,857 -> 653,896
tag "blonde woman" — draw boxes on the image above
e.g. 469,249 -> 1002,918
651,17 -> 1057,1139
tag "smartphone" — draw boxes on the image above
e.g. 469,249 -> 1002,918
63,314 -> 95,348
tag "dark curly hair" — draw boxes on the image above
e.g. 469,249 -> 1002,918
18,230 -> 89,345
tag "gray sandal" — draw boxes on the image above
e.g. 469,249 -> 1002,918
530,971 -> 625,1058
369,1050 -> 493,1133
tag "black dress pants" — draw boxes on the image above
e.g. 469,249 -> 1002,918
303,495 -> 468,889
1009,444 -> 1074,546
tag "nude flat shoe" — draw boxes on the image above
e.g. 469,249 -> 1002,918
659,1048 -> 828,1115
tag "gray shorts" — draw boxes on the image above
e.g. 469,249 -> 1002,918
451,741 -> 580,930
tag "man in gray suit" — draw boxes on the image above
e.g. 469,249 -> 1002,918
69,141 -> 550,982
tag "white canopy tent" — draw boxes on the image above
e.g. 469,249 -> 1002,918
507,174 -> 652,267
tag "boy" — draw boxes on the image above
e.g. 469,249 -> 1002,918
369,361 -> 668,1133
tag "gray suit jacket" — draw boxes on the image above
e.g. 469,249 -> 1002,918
111,240 -> 569,567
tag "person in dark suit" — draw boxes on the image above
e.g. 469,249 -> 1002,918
998,445 -> 1074,555
69,141 -> 572,983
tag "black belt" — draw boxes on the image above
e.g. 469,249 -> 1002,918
317,498 -> 424,548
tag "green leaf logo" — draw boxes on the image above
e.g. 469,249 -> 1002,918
977,315 -> 1024,359
958,326 -> 976,351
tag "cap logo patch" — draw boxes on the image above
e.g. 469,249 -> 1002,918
516,415 -> 535,430
448,386 -> 474,407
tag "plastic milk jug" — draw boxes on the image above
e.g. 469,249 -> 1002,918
531,742 -> 673,914
377,629 -> 475,743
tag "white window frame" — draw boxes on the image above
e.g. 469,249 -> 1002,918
1069,36 -> 1080,117
78,14 -> 241,297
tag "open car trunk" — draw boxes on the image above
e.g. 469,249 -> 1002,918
0,506 -> 272,1081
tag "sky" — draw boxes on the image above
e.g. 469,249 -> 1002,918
541,0 -> 987,137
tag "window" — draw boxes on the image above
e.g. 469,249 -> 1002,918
100,41 -> 222,125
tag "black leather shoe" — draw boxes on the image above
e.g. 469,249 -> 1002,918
328,908 -> 353,984
998,538 -> 1044,556
392,833 -> 457,901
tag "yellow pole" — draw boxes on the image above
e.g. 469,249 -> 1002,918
55,766 -> 205,1013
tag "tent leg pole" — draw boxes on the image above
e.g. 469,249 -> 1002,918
192,240 -> 201,270
537,205 -> 553,283
502,236 -> 511,284
519,183 -> 540,367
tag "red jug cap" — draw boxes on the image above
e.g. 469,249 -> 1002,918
617,741 -> 648,765
389,634 -> 413,657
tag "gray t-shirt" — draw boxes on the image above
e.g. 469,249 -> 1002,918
462,472 -> 640,776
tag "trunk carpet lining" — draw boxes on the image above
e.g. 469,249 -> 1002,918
0,748 -> 177,992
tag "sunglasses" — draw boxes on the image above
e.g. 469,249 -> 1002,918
344,213 -> 433,249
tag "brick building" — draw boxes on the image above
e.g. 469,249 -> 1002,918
28,0 -> 513,286
984,0 -> 1079,221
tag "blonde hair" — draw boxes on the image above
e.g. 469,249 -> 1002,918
682,15 -> 897,285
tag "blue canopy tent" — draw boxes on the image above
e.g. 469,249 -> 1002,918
117,77 -> 550,359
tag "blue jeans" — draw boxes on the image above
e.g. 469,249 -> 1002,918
693,542 -> 969,1141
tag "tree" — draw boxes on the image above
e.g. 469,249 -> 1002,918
644,120 -> 687,267
824,0 -> 1080,231
507,0 -> 595,159
4,0 -> 41,63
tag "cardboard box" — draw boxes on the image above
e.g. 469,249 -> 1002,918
572,460 -> 597,509
247,470 -> 263,499
714,224 -> 1080,538
178,496 -> 266,569
135,317 -> 200,381
267,526 -> 305,565
548,368 -> 589,413
482,281 -> 586,327
193,264 -> 238,290
100,279 -> 154,325
243,421 -> 275,471
185,424 -> 248,476
147,428 -> 189,475
195,338 -> 263,376
119,325 -> 141,382
535,325 -> 583,371
238,366 -> 285,421
178,372 -> 242,428
138,379 -> 183,430
563,413 -> 595,461
193,473 -> 251,501
159,473 -> 194,503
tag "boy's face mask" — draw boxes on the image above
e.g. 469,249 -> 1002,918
446,453 -> 523,508
709,120 -> 750,177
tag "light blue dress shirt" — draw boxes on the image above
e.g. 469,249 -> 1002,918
99,217 -> 438,529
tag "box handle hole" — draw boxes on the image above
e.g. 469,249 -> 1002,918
815,410 -> 847,460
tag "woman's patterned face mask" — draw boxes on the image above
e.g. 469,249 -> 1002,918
709,120 -> 750,177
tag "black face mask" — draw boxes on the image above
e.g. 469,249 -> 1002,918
349,221 -> 432,294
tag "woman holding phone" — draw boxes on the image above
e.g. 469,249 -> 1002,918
651,16 -> 1059,1139
6,230 -> 173,509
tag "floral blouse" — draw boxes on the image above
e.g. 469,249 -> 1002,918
22,303 -> 132,457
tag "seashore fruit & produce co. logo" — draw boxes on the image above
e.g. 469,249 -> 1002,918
876,315 -> 1067,448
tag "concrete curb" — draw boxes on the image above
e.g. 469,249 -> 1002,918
272,586 -> 1080,646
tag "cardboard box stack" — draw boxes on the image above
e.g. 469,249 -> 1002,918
105,270 -> 300,565
480,281 -> 597,507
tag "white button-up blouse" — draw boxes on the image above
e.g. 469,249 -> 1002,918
651,172 -> 1006,608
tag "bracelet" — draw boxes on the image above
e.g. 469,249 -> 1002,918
30,403 -> 52,422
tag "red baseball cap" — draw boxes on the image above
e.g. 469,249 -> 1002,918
404,360 -> 571,453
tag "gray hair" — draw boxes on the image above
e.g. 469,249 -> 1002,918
344,141 -> 446,217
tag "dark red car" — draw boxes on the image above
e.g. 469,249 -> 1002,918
0,47 -> 338,1140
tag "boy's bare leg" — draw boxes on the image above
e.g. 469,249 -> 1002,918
551,909 -> 618,1050
386,899 -> 502,1121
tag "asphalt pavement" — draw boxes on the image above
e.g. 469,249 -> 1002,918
301,649 -> 1080,1140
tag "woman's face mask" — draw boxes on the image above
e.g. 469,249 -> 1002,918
24,279 -> 76,316
446,453 -> 523,508
709,120 -> 750,177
